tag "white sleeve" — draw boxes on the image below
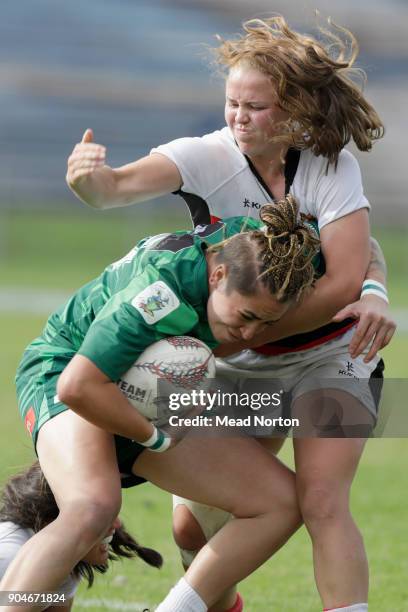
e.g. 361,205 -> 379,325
0,522 -> 32,579
152,136 -> 212,196
151,131 -> 231,198
312,149 -> 370,230
57,574 -> 80,600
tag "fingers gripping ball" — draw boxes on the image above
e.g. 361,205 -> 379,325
117,337 -> 216,426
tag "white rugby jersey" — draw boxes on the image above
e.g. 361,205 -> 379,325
151,127 -> 367,353
152,126 -> 369,229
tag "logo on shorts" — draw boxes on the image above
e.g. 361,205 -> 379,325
338,361 -> 358,378
132,281 -> 180,324
24,406 -> 36,436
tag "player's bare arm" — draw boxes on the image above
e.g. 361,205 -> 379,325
66,129 -> 182,209
367,236 -> 387,283
57,354 -> 155,443
241,209 -> 369,341
334,237 -> 396,361
215,210 -> 395,358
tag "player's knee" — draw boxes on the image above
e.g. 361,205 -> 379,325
298,482 -> 348,534
233,472 -> 299,521
60,495 -> 121,548
265,477 -> 300,522
172,505 -> 207,552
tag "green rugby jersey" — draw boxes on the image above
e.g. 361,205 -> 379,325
17,216 -> 262,383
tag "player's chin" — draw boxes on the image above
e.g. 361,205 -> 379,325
235,139 -> 253,154
83,546 -> 110,566
93,552 -> 109,566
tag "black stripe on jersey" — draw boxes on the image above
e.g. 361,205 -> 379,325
284,148 -> 301,194
244,147 -> 301,200
150,222 -> 225,253
151,232 -> 195,252
173,190 -> 211,226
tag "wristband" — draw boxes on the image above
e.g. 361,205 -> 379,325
361,279 -> 389,304
362,279 -> 387,294
140,425 -> 171,453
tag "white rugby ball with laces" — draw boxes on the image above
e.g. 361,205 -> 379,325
117,336 -> 215,426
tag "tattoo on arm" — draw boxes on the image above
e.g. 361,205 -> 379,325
368,237 -> 387,283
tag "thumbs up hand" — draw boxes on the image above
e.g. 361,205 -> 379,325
81,128 -> 94,144
66,129 -> 107,195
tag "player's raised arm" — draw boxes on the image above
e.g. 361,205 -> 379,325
66,129 -> 182,209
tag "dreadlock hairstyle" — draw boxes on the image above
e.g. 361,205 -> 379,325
0,462 -> 162,588
214,15 -> 384,165
207,195 -> 320,302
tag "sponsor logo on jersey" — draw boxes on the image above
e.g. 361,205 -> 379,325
132,281 -> 180,324
243,197 -> 261,209
24,406 -> 36,436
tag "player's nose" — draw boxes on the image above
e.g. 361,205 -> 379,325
240,322 -> 262,340
235,106 -> 249,123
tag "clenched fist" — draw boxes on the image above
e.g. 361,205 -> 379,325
66,129 -> 108,204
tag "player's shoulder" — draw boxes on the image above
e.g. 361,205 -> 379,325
180,126 -> 234,146
167,127 -> 241,158
203,127 -> 245,162
194,216 -> 262,247
141,230 -> 196,254
298,147 -> 361,176
222,215 -> 263,236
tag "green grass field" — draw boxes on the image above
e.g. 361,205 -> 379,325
1,208 -> 407,610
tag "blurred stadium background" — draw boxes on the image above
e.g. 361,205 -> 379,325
0,1 -> 407,610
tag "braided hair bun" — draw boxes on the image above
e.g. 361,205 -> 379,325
206,194 -> 320,302
257,195 -> 321,301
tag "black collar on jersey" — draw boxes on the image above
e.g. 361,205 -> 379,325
244,148 -> 301,201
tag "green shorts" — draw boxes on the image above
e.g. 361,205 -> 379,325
16,352 -> 147,488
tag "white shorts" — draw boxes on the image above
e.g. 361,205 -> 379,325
216,327 -> 384,421
172,329 -> 384,564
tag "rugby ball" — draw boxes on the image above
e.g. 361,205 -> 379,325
117,336 -> 215,426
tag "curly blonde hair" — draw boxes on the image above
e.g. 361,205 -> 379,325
215,16 -> 384,164
208,195 -> 320,302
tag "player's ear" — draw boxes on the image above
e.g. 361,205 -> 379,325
208,263 -> 228,290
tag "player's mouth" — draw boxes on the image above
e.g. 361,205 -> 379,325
101,534 -> 114,545
100,533 -> 114,554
